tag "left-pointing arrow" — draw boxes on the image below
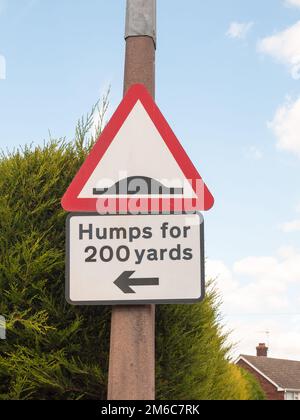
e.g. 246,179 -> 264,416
114,271 -> 159,294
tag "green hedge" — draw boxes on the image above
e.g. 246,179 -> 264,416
0,118 -> 264,400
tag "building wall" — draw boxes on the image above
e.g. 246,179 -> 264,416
237,359 -> 285,401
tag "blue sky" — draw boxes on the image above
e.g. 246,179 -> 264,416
1,0 -> 300,359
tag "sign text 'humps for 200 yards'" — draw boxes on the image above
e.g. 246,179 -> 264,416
66,213 -> 204,305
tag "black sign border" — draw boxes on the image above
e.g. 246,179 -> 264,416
65,213 -> 205,306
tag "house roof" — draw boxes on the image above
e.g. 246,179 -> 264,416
239,355 -> 300,390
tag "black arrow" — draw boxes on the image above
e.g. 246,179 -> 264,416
114,271 -> 159,294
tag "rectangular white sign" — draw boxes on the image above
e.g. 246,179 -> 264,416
66,213 -> 204,305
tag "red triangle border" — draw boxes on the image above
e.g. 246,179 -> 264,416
61,84 -> 214,213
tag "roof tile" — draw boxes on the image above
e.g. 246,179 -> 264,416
240,355 -> 300,390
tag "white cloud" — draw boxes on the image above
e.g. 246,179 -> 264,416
268,96 -> 300,158
285,0 -> 300,8
226,22 -> 254,40
258,21 -> 300,79
207,253 -> 297,315
207,247 -> 300,360
281,219 -> 300,232
228,317 -> 300,361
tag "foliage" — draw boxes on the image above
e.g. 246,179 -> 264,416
240,367 -> 266,400
156,288 -> 265,400
0,97 -> 263,400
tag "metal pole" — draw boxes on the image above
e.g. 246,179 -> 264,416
124,0 -> 156,95
107,0 -> 156,401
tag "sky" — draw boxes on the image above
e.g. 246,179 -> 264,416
0,0 -> 300,360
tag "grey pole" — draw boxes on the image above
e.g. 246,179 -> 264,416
125,0 -> 156,46
107,0 -> 156,401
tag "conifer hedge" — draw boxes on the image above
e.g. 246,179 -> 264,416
0,108 -> 265,400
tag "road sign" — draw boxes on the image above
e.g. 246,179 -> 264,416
61,84 -> 214,214
66,213 -> 204,305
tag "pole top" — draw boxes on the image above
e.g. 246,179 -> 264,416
125,0 -> 156,47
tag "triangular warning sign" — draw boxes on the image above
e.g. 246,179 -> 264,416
62,84 -> 214,214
